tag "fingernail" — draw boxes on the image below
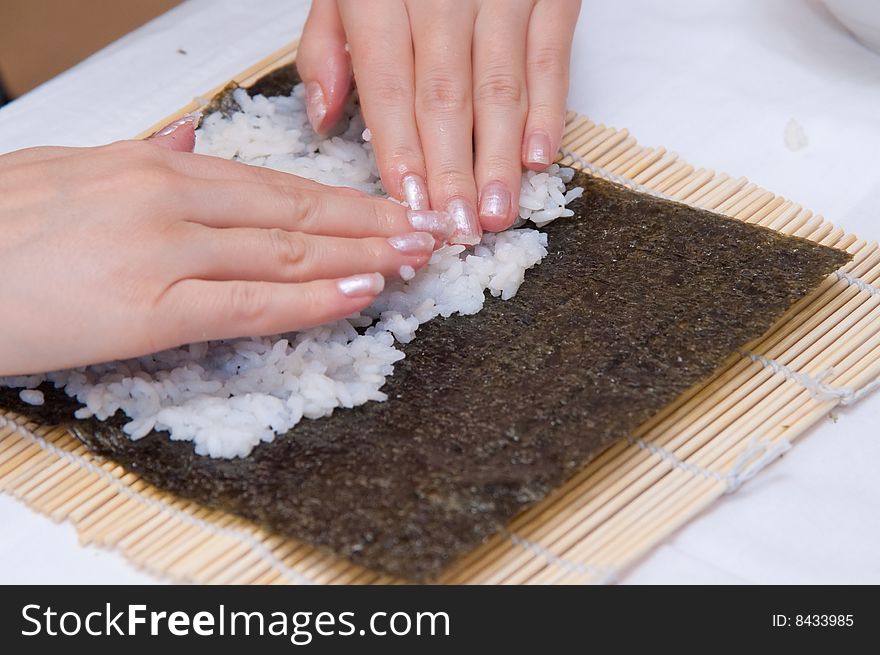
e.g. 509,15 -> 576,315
152,111 -> 201,137
338,273 -> 385,297
388,232 -> 435,254
446,197 -> 482,246
306,81 -> 327,132
401,173 -> 429,210
525,130 -> 552,167
407,210 -> 455,241
479,181 -> 511,221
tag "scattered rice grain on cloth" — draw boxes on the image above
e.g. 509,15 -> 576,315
0,84 -> 584,459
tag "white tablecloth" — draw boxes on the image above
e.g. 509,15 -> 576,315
1,0 -> 878,584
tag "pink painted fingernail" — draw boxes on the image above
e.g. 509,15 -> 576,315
338,273 -> 385,297
388,232 -> 435,254
401,173 -> 429,210
306,81 -> 327,132
446,197 -> 482,246
525,130 -> 552,167
407,210 -> 455,241
479,181 -> 511,221
152,111 -> 201,137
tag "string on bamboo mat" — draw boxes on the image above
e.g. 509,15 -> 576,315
835,270 -> 880,298
0,414 -> 317,586
502,530 -> 618,583
740,351 -> 880,405
625,435 -> 792,493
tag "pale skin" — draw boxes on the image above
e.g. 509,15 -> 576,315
0,0 -> 580,375
298,0 -> 582,239
0,121 -> 452,375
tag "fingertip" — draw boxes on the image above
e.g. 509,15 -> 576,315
406,252 -> 433,270
522,130 -> 553,170
304,54 -> 352,135
387,232 -> 435,255
401,172 -> 430,211
335,293 -> 378,321
337,272 -> 385,298
287,275 -> 383,333
305,81 -> 329,133
446,197 -> 483,246
149,114 -> 199,152
298,0 -> 352,135
330,274 -> 384,318
407,209 -> 457,243
478,180 -> 516,233
480,213 -> 516,233
523,160 -> 550,172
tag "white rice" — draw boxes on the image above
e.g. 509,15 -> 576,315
19,389 -> 44,406
398,264 -> 416,281
0,84 -> 583,459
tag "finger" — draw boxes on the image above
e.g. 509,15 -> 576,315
182,223 -> 434,282
161,147 -> 364,191
157,274 -> 385,344
522,0 -> 581,171
0,146 -> 81,168
409,0 -> 482,245
337,0 -> 428,210
297,0 -> 352,134
148,113 -> 199,152
473,1 -> 531,232
176,178 -> 455,240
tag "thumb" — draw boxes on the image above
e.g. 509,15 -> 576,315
297,0 -> 352,135
148,113 -> 200,152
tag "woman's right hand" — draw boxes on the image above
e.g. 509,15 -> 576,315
0,120 -> 453,376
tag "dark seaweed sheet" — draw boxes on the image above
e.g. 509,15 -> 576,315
0,168 -> 849,580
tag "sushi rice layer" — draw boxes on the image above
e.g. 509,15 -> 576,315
1,84 -> 583,459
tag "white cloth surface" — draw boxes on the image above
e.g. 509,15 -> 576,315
0,0 -> 877,584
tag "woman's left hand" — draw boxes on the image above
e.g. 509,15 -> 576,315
298,0 -> 582,244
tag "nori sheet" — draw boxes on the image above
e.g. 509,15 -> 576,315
0,169 -> 849,580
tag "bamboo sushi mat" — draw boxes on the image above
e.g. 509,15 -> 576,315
3,42 -> 880,585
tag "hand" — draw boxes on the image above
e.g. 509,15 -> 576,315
298,0 -> 581,243
0,119 -> 453,375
